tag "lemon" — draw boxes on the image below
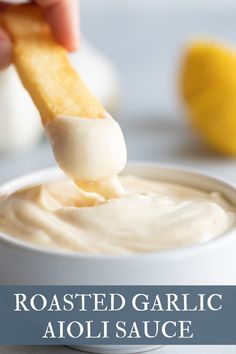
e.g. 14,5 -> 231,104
181,39 -> 236,155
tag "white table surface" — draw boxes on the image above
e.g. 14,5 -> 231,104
1,1 -> 236,353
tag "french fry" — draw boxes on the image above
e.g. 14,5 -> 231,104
1,4 -> 105,124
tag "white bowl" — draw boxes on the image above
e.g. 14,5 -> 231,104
0,162 -> 236,287
1,162 -> 236,353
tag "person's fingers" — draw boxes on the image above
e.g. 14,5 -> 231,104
0,27 -> 12,70
0,0 -> 79,71
36,0 -> 79,51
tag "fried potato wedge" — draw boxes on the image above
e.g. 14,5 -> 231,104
1,4 -> 105,124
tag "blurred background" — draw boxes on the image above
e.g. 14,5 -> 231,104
2,0 -> 236,183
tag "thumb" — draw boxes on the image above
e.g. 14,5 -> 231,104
0,27 -> 12,70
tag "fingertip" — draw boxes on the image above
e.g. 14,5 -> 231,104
44,0 -> 80,52
0,28 -> 12,70
63,32 -> 80,52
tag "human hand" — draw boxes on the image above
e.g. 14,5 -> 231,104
0,0 -> 79,69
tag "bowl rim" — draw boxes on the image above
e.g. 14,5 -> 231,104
0,161 -> 236,261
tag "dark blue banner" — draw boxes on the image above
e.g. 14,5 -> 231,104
0,286 -> 235,345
